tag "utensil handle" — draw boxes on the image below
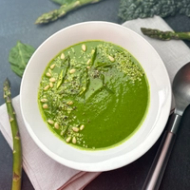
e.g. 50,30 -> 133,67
142,114 -> 181,190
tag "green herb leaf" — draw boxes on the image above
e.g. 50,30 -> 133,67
8,41 -> 35,77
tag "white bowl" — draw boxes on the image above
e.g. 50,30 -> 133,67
20,21 -> 171,171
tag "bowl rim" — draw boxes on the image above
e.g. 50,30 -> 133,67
20,21 -> 172,171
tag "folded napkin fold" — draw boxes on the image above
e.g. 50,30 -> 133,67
1,16 -> 190,190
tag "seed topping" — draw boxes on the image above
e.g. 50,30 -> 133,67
54,122 -> 59,129
72,127 -> 79,132
82,44 -> 86,51
47,119 -> 54,125
60,53 -> 65,60
66,136 -> 71,143
50,64 -> 55,69
69,68 -> 76,74
108,55 -> 115,62
72,137 -> 77,144
42,104 -> 48,109
44,85 -> 49,90
46,72 -> 51,77
67,100 -> 73,105
80,125 -> 85,131
49,77 -> 56,82
49,82 -> 53,88
40,98 -> 48,102
87,59 -> 91,65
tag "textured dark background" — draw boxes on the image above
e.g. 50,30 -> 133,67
0,0 -> 190,190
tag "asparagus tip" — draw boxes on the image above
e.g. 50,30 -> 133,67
3,78 -> 10,88
140,27 -> 150,35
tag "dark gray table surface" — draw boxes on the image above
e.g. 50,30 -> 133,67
1,0 -> 190,190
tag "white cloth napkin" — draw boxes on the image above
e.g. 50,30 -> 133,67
1,16 -> 190,190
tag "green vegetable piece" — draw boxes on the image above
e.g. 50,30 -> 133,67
91,47 -> 97,66
95,62 -> 112,69
95,62 -> 106,68
79,79 -> 90,95
57,70 -> 64,89
104,85 -> 114,94
3,79 -> 22,190
61,55 -> 70,66
141,27 -> 190,41
57,57 -> 70,89
78,69 -> 89,95
61,125 -> 69,136
100,73 -> 105,83
100,73 -> 114,94
118,0 -> 190,21
36,0 -> 104,24
52,0 -> 76,5
8,41 -> 35,77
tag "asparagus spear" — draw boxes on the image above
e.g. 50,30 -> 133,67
35,0 -> 103,24
141,28 -> 190,41
3,79 -> 22,190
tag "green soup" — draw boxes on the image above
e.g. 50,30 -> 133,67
38,40 -> 149,150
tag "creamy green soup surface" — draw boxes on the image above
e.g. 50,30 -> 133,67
38,40 -> 149,150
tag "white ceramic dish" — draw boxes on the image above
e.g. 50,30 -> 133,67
20,21 -> 171,172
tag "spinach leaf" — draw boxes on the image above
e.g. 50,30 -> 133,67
8,41 -> 35,77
